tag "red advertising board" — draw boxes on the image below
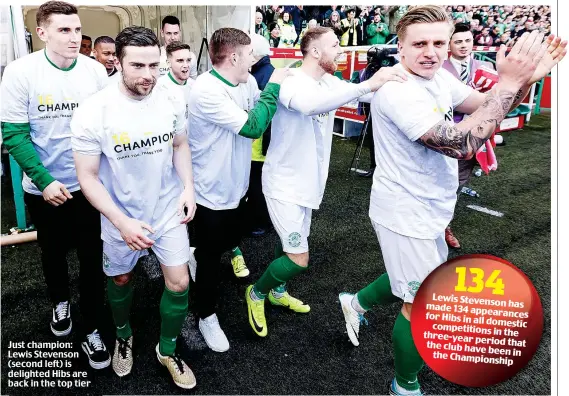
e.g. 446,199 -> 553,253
268,46 -> 550,127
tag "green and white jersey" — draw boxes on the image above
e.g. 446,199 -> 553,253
159,46 -> 198,80
70,80 -> 187,244
0,50 -> 108,194
188,69 -> 260,210
156,72 -> 194,135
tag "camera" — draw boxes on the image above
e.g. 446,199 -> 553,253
364,46 -> 399,80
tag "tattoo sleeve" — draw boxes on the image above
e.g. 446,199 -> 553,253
510,88 -> 526,111
418,87 -> 518,159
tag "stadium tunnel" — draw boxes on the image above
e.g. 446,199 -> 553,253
19,5 -> 253,74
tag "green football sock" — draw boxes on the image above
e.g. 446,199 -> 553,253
159,286 -> 189,356
232,247 -> 242,258
107,278 -> 133,339
254,255 -> 306,296
356,273 -> 400,311
393,312 -> 423,391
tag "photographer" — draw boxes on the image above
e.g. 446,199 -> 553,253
357,47 -> 398,177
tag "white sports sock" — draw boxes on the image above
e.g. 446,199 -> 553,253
393,379 -> 421,395
250,287 -> 264,301
351,294 -> 367,314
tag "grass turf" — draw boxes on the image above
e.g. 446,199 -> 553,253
1,114 -> 551,395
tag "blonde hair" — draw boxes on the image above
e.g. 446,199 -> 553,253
396,5 -> 453,41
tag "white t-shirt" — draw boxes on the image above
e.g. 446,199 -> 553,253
156,72 -> 194,135
262,69 -> 342,209
159,46 -> 198,80
70,80 -> 187,243
0,51 -> 108,194
187,70 -> 260,210
109,71 -> 121,84
369,64 -> 473,239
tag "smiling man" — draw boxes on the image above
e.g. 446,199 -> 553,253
1,0 -> 110,370
80,34 -> 92,56
159,16 -> 197,79
156,41 -> 194,135
93,35 -> 118,76
187,27 -> 290,353
245,26 -> 406,338
71,26 -> 197,389
338,6 -> 566,395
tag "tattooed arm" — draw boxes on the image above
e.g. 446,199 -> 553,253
417,29 -> 567,160
426,32 -> 568,159
454,84 -> 530,116
417,83 -> 521,160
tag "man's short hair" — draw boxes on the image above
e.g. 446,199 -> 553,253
115,26 -> 159,63
166,41 -> 191,57
250,33 -> 270,58
36,1 -> 77,27
94,36 -> 114,47
161,15 -> 180,30
82,34 -> 92,42
396,5 -> 452,41
452,22 -> 472,37
208,27 -> 251,66
300,26 -> 333,57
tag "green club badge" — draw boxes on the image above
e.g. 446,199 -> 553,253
103,253 -> 111,269
408,281 -> 421,297
288,232 -> 301,248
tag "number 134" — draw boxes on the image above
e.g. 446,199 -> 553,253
454,267 -> 505,295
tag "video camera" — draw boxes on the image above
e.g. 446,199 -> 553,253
358,46 -> 398,115
363,46 -> 399,78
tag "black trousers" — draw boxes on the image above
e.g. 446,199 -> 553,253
193,198 -> 246,319
364,117 -> 376,169
24,190 -> 104,334
245,161 -> 271,232
458,157 -> 478,191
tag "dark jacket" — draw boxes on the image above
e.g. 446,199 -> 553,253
251,55 -> 274,90
268,35 -> 280,48
251,55 -> 275,155
284,6 -> 307,33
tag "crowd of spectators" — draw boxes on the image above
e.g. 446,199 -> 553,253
255,5 -> 552,48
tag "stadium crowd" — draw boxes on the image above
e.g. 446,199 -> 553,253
255,5 -> 552,47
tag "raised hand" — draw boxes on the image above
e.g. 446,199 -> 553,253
496,31 -> 544,89
529,34 -> 567,85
